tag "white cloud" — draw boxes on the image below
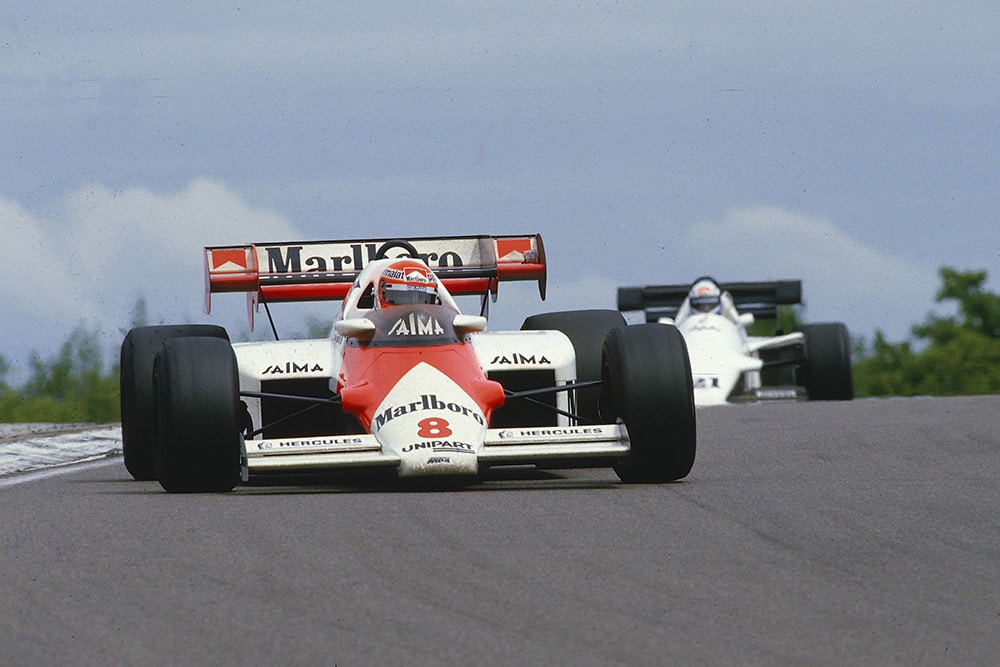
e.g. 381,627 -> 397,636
0,185 -> 967,388
0,195 -> 91,319
59,179 -> 300,320
1,180 -> 304,378
467,206 -> 944,342
486,273 -> 621,333
683,207 -> 939,339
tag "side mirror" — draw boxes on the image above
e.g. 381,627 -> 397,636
453,314 -> 488,334
335,318 -> 376,339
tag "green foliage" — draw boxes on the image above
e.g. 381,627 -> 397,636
303,314 -> 334,339
914,267 -> 1000,340
853,267 -> 1000,397
747,305 -> 802,337
0,327 -> 120,423
0,354 -> 10,389
1,275 -> 995,422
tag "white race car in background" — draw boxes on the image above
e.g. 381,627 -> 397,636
120,234 -> 696,492
618,277 -> 853,407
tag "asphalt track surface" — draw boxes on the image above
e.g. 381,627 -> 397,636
2,396 -> 998,666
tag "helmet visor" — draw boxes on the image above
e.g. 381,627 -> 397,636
382,283 -> 438,305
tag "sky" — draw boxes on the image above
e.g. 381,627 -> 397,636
2,2 -> 998,383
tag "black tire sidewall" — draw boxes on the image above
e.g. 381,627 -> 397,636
604,324 -> 696,482
155,335 -> 241,492
800,323 -> 854,401
119,325 -> 228,480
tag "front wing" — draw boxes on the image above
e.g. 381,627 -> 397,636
243,424 -> 629,474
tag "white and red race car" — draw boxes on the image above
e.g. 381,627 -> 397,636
120,235 -> 696,492
618,277 -> 853,407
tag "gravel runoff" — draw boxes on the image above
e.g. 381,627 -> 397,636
0,423 -> 97,440
0,423 -> 122,478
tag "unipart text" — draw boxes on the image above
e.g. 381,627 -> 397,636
401,440 -> 475,453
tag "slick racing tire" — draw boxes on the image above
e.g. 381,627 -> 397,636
521,310 -> 627,423
155,336 -> 242,493
602,324 -> 696,483
119,324 -> 229,481
799,323 -> 854,401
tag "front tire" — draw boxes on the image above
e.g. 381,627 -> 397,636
799,323 -> 853,401
603,324 -> 696,483
155,336 -> 242,493
119,325 -> 229,480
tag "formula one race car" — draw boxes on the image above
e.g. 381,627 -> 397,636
120,235 -> 696,492
618,277 -> 853,407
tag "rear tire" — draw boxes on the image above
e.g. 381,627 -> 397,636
155,336 -> 242,493
521,310 -> 626,422
800,323 -> 853,401
119,325 -> 229,480
603,324 -> 696,483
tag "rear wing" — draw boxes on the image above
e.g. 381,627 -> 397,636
618,279 -> 802,322
205,234 -> 546,315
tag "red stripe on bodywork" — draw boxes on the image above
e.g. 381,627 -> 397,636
338,344 -> 505,431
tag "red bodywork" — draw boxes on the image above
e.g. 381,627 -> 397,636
336,306 -> 506,432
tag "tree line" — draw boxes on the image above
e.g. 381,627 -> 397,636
0,327 -> 121,423
852,267 -> 999,396
1,267 -> 997,423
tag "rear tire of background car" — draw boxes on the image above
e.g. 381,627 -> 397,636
155,336 -> 242,493
603,324 -> 696,483
521,310 -> 627,422
799,323 -> 854,401
119,325 -> 229,481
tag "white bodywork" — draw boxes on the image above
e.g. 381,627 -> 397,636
230,266 -> 629,477
132,233 -> 696,490
667,294 -> 804,407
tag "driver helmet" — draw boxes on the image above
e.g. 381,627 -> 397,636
689,278 -> 722,313
376,259 -> 439,308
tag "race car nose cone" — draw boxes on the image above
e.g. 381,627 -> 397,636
370,362 -> 487,477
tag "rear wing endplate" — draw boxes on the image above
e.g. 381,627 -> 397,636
618,279 -> 802,322
205,234 -> 546,316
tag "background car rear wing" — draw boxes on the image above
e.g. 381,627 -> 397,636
618,279 -> 802,322
205,234 -> 546,315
